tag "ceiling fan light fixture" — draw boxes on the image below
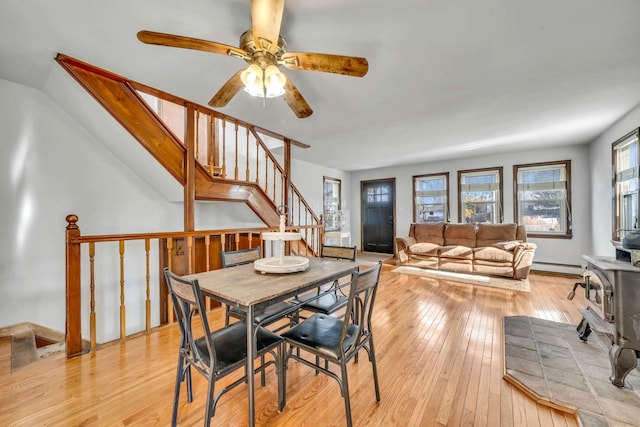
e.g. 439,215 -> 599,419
241,63 -> 264,97
264,65 -> 286,98
240,63 -> 286,99
241,63 -> 263,86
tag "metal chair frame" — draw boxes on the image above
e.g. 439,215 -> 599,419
282,261 -> 383,427
221,247 -> 298,330
163,268 -> 285,426
297,244 -> 358,317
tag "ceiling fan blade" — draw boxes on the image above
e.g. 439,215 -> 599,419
281,52 -> 369,77
209,70 -> 245,107
137,30 -> 248,58
250,0 -> 284,52
283,78 -> 313,118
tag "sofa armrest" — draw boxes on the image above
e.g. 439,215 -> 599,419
513,242 -> 537,279
395,236 -> 416,263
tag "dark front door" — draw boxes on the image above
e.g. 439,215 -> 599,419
361,179 -> 395,254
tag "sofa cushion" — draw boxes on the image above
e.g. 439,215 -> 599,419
474,264 -> 514,277
473,246 -> 515,263
492,241 -> 521,250
412,222 -> 445,245
408,257 -> 439,268
439,245 -> 473,259
438,258 -> 473,272
409,242 -> 440,256
476,223 -> 518,247
443,223 -> 476,247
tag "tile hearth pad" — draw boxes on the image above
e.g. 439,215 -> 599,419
503,316 -> 640,427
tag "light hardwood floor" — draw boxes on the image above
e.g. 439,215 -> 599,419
0,265 -> 586,426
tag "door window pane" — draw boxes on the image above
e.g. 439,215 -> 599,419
367,185 -> 390,203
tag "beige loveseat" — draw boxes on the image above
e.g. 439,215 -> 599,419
395,222 -> 537,279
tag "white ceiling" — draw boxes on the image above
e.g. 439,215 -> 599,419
2,0 -> 640,171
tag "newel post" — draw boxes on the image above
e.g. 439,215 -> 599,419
65,214 -> 83,358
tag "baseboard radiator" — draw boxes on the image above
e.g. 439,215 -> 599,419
531,261 -> 583,276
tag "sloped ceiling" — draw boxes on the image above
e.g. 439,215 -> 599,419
2,0 -> 640,171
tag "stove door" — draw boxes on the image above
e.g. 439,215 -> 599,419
584,269 -> 613,322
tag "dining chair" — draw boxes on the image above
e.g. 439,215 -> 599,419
297,244 -> 357,317
221,246 -> 298,331
281,261 -> 383,427
220,246 -> 262,268
163,268 -> 285,426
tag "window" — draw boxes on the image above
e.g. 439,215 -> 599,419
323,177 -> 341,232
458,167 -> 503,223
613,129 -> 640,242
413,173 -> 449,223
514,161 -> 571,238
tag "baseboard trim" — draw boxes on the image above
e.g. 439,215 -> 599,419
531,261 -> 583,277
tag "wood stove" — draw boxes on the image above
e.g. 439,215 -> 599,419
574,254 -> 640,387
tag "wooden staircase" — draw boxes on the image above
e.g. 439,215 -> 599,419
55,53 -> 318,235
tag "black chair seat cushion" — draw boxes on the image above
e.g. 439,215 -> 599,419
281,314 -> 359,360
194,321 -> 282,374
229,301 -> 295,324
301,293 -> 348,314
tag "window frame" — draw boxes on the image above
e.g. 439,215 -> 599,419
323,176 -> 342,232
457,167 -> 504,224
513,160 -> 572,239
413,172 -> 450,223
612,129 -> 640,242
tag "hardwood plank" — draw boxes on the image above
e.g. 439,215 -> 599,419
488,307 -> 504,427
0,336 -> 11,374
537,405 -> 555,427
474,311 -> 494,427
0,267 -> 585,426
501,374 -> 516,426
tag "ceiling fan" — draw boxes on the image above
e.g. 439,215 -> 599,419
137,0 -> 369,118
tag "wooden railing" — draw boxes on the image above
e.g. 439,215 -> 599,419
152,96 -> 321,235
65,214 -> 324,358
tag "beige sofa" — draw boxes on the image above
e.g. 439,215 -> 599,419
395,222 -> 537,279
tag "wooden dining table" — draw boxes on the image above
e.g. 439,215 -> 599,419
184,256 -> 362,427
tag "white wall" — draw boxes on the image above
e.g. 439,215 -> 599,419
0,79 -> 177,336
290,158 -> 350,217
590,102 -> 640,256
349,144 -> 592,273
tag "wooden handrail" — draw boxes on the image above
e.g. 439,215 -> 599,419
250,127 -> 320,225
65,214 -> 324,358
